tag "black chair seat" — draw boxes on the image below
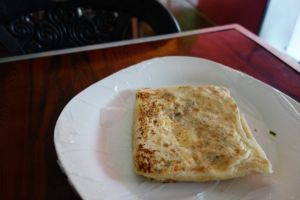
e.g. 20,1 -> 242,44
0,0 -> 180,55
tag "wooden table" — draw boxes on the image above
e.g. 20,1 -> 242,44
0,24 -> 299,199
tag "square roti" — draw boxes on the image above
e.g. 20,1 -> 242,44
133,85 -> 272,182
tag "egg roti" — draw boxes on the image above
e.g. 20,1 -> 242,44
133,85 -> 272,182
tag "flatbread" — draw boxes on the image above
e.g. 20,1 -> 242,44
132,85 -> 272,182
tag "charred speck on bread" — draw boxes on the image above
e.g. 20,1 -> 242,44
269,130 -> 277,136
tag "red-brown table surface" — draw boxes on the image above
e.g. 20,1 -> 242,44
0,25 -> 299,199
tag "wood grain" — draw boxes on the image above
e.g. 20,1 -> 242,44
0,28 -> 299,199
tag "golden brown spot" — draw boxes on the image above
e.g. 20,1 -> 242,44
214,158 -> 231,171
230,104 -> 237,110
137,91 -> 150,100
175,130 -> 191,146
193,108 -> 199,112
136,144 -> 156,173
234,148 -> 241,155
260,159 -> 269,165
162,92 -> 175,101
192,166 -> 207,172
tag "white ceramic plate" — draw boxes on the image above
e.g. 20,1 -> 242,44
54,56 -> 300,200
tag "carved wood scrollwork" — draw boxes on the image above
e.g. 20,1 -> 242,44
4,5 -> 131,53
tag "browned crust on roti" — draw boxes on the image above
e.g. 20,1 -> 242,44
133,85 -> 272,182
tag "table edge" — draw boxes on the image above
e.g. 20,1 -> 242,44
234,25 -> 300,73
0,24 -> 236,63
0,24 -> 299,73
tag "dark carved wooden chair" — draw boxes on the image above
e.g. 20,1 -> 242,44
0,0 -> 180,55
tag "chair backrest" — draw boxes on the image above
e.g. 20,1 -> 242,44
0,0 -> 180,55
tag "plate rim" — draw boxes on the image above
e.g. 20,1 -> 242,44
53,56 -> 300,199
